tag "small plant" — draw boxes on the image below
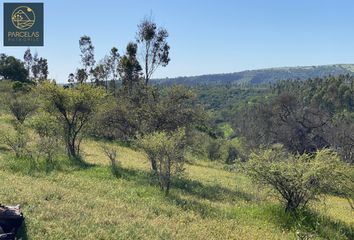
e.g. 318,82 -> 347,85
207,139 -> 223,161
246,146 -> 350,212
138,129 -> 186,195
101,145 -> 120,178
31,112 -> 62,170
0,124 -> 30,158
8,93 -> 37,124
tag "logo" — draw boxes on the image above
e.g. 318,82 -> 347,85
12,6 -> 36,30
3,3 -> 44,46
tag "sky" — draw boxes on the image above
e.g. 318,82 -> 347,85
1,0 -> 354,83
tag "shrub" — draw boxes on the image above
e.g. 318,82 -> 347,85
40,82 -> 106,161
226,145 -> 239,164
246,146 -> 351,212
31,112 -> 62,168
0,124 -> 30,158
8,93 -> 37,124
101,145 -> 120,178
207,139 -> 223,161
138,129 -> 186,195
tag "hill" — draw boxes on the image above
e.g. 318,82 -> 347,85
0,113 -> 353,239
154,64 -> 354,86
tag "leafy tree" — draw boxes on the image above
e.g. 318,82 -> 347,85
138,129 -> 186,195
151,86 -> 205,132
23,48 -> 33,76
8,92 -> 37,124
37,57 -> 49,81
41,82 -> 105,160
79,35 -> 95,82
67,73 -> 75,84
92,63 -> 109,87
106,47 -> 120,92
0,54 -> 28,82
136,18 -> 170,85
118,42 -> 142,93
75,69 -> 88,84
246,146 -> 351,212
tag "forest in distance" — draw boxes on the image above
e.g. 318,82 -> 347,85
0,16 -> 353,240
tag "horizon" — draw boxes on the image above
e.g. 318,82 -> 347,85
1,0 -> 354,83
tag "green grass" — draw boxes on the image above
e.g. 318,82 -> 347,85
0,116 -> 353,239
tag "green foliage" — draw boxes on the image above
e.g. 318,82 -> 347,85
138,129 -> 186,194
207,139 -> 223,161
30,112 -> 63,166
0,124 -> 30,158
40,82 -> 106,160
246,146 -> 351,212
7,92 -> 37,124
0,54 -> 28,82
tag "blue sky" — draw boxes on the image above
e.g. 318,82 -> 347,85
1,0 -> 354,83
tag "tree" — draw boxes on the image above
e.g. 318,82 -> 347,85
246,146 -> 350,212
31,53 -> 40,80
136,18 -> 170,85
67,73 -> 75,84
138,129 -> 186,195
0,54 -> 28,82
37,57 -> 49,81
92,63 -> 109,87
106,47 -> 120,92
41,82 -> 105,160
8,93 -> 37,124
118,42 -> 142,93
75,69 -> 88,84
23,48 -> 33,77
79,35 -> 95,82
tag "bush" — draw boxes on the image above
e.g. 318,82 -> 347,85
31,112 -> 63,168
101,145 -> 121,178
0,124 -> 30,158
40,82 -> 106,160
246,146 -> 351,212
138,129 -> 186,195
8,92 -> 37,124
207,139 -> 224,161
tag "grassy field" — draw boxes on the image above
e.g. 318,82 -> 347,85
0,115 -> 353,239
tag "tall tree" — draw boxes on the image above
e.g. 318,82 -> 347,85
31,53 -> 40,80
75,69 -> 88,84
107,47 -> 120,92
37,57 -> 49,81
118,42 -> 142,93
23,48 -> 33,78
136,18 -> 170,85
79,35 -> 95,82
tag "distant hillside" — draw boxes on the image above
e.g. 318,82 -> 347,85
154,64 -> 354,86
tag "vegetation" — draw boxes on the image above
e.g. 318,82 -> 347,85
41,83 -> 106,160
0,16 -> 353,240
247,146 -> 351,212
138,129 -> 186,195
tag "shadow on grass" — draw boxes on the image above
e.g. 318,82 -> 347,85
113,166 -> 255,203
172,177 -> 255,202
2,153 -> 98,176
267,205 -> 354,239
166,192 -> 224,219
